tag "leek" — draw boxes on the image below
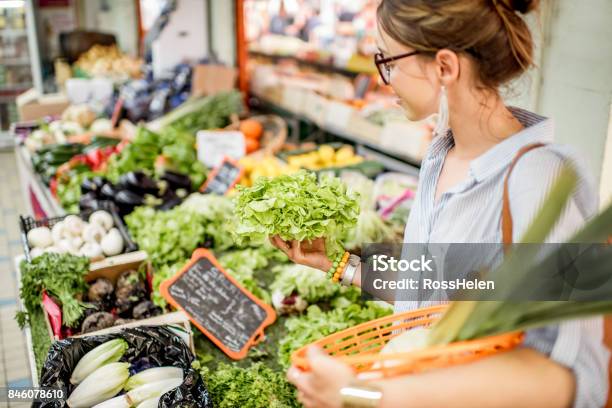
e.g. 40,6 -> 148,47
70,339 -> 128,384
125,367 -> 183,391
66,362 -> 130,408
428,164 -> 612,346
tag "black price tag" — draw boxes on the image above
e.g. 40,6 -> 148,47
199,156 -> 244,195
160,249 -> 276,359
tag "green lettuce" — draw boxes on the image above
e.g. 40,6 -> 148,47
233,171 -> 360,257
200,362 -> 299,408
126,194 -> 235,268
270,263 -> 342,303
277,299 -> 392,368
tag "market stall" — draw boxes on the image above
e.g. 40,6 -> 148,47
5,1 -> 612,407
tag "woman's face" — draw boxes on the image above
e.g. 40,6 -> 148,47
376,26 -> 439,121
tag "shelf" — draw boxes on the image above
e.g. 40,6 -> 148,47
0,57 -> 30,66
248,50 -> 372,78
0,28 -> 27,36
249,94 -> 422,171
0,82 -> 32,92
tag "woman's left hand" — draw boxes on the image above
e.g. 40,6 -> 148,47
287,347 -> 355,408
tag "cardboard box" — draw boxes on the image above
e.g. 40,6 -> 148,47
16,89 -> 70,121
192,64 -> 237,97
43,253 -> 194,353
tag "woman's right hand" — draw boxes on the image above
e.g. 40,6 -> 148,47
270,235 -> 332,272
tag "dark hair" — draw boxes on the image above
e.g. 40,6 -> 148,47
377,0 -> 539,89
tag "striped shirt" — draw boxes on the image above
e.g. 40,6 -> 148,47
396,107 -> 609,408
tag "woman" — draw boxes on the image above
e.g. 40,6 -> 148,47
270,0 -> 609,407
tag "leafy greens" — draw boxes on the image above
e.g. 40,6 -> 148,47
233,171 -> 360,257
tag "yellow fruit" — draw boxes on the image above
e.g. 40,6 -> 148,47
239,157 -> 255,172
336,146 -> 355,162
318,145 -> 335,162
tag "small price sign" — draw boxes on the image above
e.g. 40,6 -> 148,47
199,157 -> 244,195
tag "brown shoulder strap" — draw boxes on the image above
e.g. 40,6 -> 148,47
502,143 -> 547,247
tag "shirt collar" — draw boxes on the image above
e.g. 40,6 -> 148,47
426,107 -> 554,182
470,107 -> 553,182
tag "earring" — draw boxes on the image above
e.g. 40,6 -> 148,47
433,85 -> 449,138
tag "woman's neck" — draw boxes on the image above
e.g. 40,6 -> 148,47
447,95 -> 524,160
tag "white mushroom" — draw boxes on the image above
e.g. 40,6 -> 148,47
80,242 -> 104,261
71,236 -> 84,250
101,228 -> 124,256
64,215 -> 85,236
30,247 -> 44,258
44,245 -> 64,254
27,227 -> 53,249
89,211 -> 114,231
51,221 -> 68,244
57,239 -> 77,254
82,223 -> 106,244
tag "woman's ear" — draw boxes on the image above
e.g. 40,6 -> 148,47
435,49 -> 461,86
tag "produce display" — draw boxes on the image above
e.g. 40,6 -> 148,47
285,144 -> 363,170
26,211 -> 125,260
39,327 -> 209,408
74,44 -> 143,80
125,194 -> 235,268
200,363 -> 299,408
17,253 -> 90,329
17,252 -> 162,340
234,170 -> 360,257
15,69 -> 424,408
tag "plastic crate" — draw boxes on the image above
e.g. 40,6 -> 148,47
19,202 -> 138,262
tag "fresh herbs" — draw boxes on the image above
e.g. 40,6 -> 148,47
200,363 -> 299,408
234,171 -> 360,257
18,253 -> 90,328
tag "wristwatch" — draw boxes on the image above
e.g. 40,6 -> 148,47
341,254 -> 360,287
340,380 -> 383,408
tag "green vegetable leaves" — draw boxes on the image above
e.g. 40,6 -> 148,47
201,363 -> 299,408
18,253 -> 90,328
277,299 -> 392,368
234,171 -> 360,257
126,194 -> 236,268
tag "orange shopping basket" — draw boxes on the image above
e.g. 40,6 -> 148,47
291,305 -> 524,380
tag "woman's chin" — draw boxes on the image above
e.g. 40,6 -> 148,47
397,100 -> 428,122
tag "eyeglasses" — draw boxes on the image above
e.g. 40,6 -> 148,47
374,51 -> 420,85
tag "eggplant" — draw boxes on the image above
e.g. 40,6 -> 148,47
118,171 -> 159,195
92,176 -> 109,190
156,196 -> 182,211
155,189 -> 182,211
160,171 -> 193,192
79,192 -> 101,211
115,190 -> 145,215
81,179 -> 99,195
101,183 -> 120,200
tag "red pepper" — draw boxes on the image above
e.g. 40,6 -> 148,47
50,177 -> 58,198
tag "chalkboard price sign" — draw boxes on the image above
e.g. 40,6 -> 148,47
159,248 -> 276,359
199,156 -> 244,195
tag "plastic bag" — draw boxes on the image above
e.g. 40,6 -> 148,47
36,325 -> 212,408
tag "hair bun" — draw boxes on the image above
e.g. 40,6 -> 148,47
504,0 -> 539,14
